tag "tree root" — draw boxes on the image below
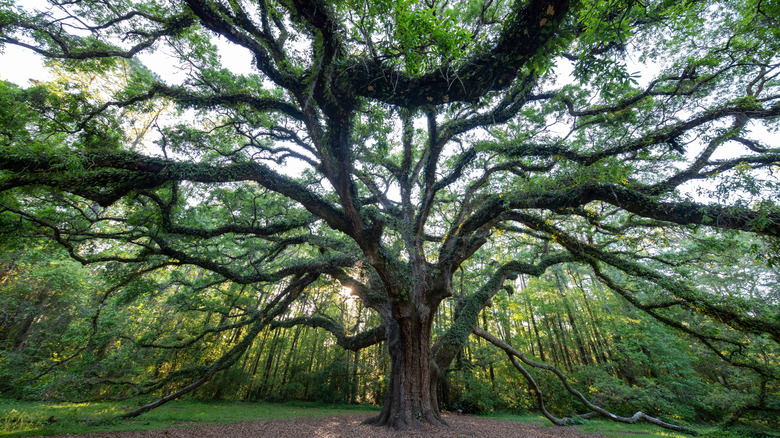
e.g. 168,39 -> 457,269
473,328 -> 698,435
362,409 -> 448,430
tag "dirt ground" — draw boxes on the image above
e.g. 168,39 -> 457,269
51,413 -> 604,437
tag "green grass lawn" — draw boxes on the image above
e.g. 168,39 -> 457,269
486,411 -> 687,438
0,399 -> 379,437
1,399 -> 776,438
486,412 -> 779,438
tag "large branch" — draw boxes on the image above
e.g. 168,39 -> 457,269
450,183 -> 780,248
346,0 -> 569,107
152,84 -> 306,121
513,212 -> 780,342
474,328 -> 698,435
184,0 -> 301,91
432,253 -> 573,372
487,100 -> 780,167
152,236 -> 355,285
271,316 -> 385,351
556,184 -> 780,236
437,72 -> 543,144
286,0 -> 344,114
1,11 -> 194,60
0,151 -> 351,234
579,101 -> 780,167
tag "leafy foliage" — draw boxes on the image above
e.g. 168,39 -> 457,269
0,0 -> 779,432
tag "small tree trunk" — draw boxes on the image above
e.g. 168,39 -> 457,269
554,268 -> 591,365
350,349 -> 360,404
525,294 -> 546,361
364,312 -> 445,430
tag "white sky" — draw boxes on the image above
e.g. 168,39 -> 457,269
0,44 -> 52,85
0,0 -> 257,86
0,37 -> 256,87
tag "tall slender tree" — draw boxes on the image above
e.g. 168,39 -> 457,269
1,0 -> 778,430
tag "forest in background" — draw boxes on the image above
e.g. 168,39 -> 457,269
2,231 -> 777,430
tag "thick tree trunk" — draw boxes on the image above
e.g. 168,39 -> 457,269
364,313 -> 445,429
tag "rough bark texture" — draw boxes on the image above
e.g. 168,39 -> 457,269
365,308 -> 444,429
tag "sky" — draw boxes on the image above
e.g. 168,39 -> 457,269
0,0 -> 257,86
0,34 -> 257,87
0,44 -> 52,86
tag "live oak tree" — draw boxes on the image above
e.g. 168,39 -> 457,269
1,0 -> 779,431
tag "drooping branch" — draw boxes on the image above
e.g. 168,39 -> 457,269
16,262 -> 175,384
432,253 -> 574,372
120,315 -> 264,418
474,328 -> 698,435
119,272 -> 318,418
589,263 -> 780,380
513,212 -> 780,341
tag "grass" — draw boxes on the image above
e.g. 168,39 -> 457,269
2,399 -> 777,438
486,411 -> 780,438
0,399 -> 380,437
485,411 -> 684,438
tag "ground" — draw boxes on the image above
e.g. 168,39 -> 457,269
50,414 -> 602,437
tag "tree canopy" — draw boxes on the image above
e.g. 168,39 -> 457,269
0,0 -> 778,432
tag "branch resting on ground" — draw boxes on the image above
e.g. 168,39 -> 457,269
473,328 -> 698,435
118,273 -> 318,419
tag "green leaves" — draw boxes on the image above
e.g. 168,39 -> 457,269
391,0 -> 471,74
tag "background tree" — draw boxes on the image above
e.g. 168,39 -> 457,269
0,0 -> 778,431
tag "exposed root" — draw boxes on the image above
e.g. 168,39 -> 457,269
473,328 -> 698,435
362,411 -> 448,430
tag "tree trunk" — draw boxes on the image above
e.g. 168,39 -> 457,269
302,328 -> 320,399
350,349 -> 360,404
554,268 -> 591,365
364,311 -> 445,430
523,290 -> 546,362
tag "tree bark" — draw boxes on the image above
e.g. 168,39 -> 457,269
526,294 -> 546,361
554,268 -> 591,365
364,310 -> 445,429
